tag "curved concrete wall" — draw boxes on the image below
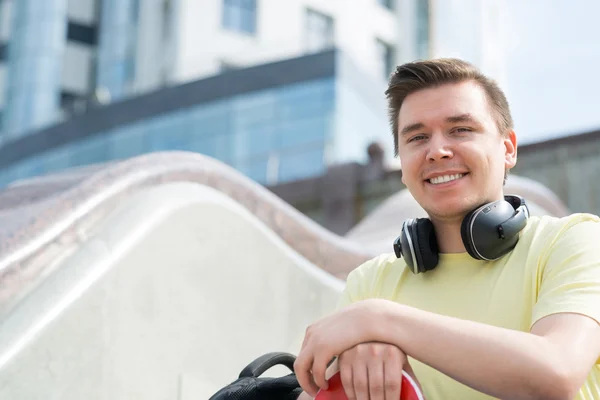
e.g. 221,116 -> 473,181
0,182 -> 344,399
0,152 -> 372,320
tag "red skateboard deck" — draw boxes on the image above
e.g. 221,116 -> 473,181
315,370 -> 425,400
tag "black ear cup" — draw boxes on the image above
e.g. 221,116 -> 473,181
394,218 -> 439,273
394,220 -> 418,272
413,218 -> 439,272
461,196 -> 529,261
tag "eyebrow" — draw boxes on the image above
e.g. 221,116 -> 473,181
399,113 -> 480,136
446,113 -> 480,124
399,122 -> 425,137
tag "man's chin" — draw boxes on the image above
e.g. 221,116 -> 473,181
411,190 -> 488,220
426,210 -> 469,223
423,202 -> 479,222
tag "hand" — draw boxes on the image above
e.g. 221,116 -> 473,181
294,300 -> 392,397
338,342 -> 417,400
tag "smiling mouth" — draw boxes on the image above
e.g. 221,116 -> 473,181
427,173 -> 468,185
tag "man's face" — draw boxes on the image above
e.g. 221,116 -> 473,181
397,80 -> 517,221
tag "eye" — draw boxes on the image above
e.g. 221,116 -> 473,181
454,127 -> 472,133
408,134 -> 426,143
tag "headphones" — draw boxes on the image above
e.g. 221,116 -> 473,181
393,195 -> 530,274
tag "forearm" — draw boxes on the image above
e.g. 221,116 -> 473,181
373,301 -> 572,400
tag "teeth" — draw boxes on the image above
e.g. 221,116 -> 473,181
430,174 -> 464,185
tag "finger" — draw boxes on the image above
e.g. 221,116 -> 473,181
368,357 -> 385,400
300,326 -> 311,350
311,354 -> 330,392
340,360 -> 356,400
353,363 -> 369,400
384,354 -> 402,400
294,353 -> 320,397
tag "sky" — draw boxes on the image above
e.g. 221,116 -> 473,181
503,0 -> 600,145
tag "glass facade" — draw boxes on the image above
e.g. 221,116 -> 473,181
0,77 -> 336,187
2,0 -> 68,140
96,0 -> 139,100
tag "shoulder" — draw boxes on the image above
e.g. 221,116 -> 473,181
522,213 -> 600,244
348,252 -> 404,280
529,214 -> 600,326
519,213 -> 600,268
343,253 -> 406,298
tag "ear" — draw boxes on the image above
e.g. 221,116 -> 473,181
400,159 -> 407,185
503,130 -> 518,169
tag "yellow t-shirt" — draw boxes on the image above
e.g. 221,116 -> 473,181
337,213 -> 600,399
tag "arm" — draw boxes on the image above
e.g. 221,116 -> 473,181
295,300 -> 600,399
372,300 -> 600,400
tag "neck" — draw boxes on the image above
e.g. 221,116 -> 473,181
429,193 -> 507,253
430,218 -> 467,254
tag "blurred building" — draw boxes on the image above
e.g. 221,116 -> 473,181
0,0 -> 432,142
0,49 -> 394,187
0,0 -> 437,188
0,0 -> 517,193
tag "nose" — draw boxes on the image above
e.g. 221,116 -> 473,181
426,134 -> 454,161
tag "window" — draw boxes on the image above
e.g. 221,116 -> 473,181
66,21 -> 98,45
377,0 -> 394,10
61,90 -> 89,116
376,39 -> 395,79
305,8 -> 334,53
222,0 -> 257,35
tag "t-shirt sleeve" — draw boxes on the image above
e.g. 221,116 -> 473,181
532,216 -> 600,327
335,284 -> 355,311
334,267 -> 365,311
334,255 -> 386,311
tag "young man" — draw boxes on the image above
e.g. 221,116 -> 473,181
294,58 -> 600,399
